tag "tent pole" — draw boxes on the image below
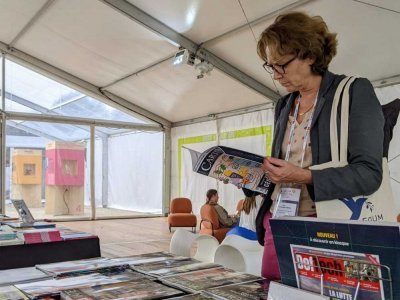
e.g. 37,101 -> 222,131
162,128 -> 172,216
90,125 -> 96,220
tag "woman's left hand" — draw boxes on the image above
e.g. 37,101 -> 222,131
262,157 -> 312,184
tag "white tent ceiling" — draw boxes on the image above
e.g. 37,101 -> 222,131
0,0 -> 399,124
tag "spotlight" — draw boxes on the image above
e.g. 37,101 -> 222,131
173,49 -> 195,66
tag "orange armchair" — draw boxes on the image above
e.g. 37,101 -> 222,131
199,204 -> 230,243
168,198 -> 197,233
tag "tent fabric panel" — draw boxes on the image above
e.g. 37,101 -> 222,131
126,0 -> 296,43
107,62 -> 271,123
0,0 -> 46,44
13,0 -> 177,87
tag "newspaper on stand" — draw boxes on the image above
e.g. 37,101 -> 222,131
186,146 -> 271,194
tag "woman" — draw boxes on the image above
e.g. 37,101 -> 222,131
228,189 -> 263,240
206,189 -> 239,228
255,12 -> 384,280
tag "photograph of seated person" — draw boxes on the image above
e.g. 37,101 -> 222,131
227,188 -> 263,240
206,189 -> 239,228
255,12 -> 384,281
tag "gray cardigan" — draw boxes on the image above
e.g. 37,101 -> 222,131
256,70 -> 384,244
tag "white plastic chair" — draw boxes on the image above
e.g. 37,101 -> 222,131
214,234 -> 264,275
169,229 -> 219,262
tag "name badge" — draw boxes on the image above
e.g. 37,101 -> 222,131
273,186 -> 301,218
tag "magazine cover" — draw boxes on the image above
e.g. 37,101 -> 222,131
205,279 -> 270,300
0,267 -> 50,286
161,267 -> 262,293
187,146 -> 271,194
132,257 -> 218,277
151,262 -> 221,277
109,251 -> 179,266
0,285 -> 28,300
15,273 -> 122,299
169,294 -> 218,299
291,244 -> 384,300
60,278 -> 184,300
269,217 -> 400,300
36,257 -> 128,277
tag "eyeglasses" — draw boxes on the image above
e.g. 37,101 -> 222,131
262,56 -> 297,75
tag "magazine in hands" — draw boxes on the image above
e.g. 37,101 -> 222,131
186,146 -> 271,194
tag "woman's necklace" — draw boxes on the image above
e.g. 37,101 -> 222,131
298,103 -> 314,116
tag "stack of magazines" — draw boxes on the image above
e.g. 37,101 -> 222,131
0,251 -> 276,299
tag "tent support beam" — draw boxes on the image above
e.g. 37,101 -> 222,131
100,0 -> 280,102
5,111 -> 162,131
0,40 -> 171,128
172,102 -> 275,127
372,74 -> 400,88
7,120 -> 60,141
8,0 -> 56,48
5,91 -> 109,139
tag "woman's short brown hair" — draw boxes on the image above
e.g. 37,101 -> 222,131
206,189 -> 218,204
257,12 -> 338,75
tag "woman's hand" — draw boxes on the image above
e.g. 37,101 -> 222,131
262,157 -> 312,184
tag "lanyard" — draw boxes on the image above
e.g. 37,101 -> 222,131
285,93 -> 318,167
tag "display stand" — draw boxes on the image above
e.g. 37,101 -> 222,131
294,256 -> 393,300
11,149 -> 42,208
45,141 -> 85,215
0,237 -> 100,270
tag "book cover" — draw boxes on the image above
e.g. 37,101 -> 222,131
0,285 -> 28,300
60,278 -> 184,299
270,217 -> 400,300
58,227 -> 96,240
187,146 -> 271,194
161,267 -> 262,293
16,228 -> 62,244
0,238 -> 24,246
205,279 -> 270,300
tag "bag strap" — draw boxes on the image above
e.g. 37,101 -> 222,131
329,76 -> 358,163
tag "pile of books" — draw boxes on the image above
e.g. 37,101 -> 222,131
0,251 -> 271,299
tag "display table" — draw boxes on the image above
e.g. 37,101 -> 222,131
0,237 -> 101,270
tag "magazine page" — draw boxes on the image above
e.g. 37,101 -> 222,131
132,258 -> 218,277
205,279 -> 270,300
0,267 -> 50,286
0,285 -> 28,300
189,146 -> 271,194
109,251 -> 178,266
35,257 -> 127,277
291,244 -> 385,300
169,293 -> 219,299
15,273 -> 122,299
153,262 -> 221,277
161,267 -> 262,292
60,278 -> 184,300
